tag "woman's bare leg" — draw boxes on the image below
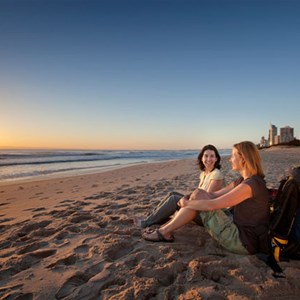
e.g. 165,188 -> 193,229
142,189 -> 212,241
159,207 -> 198,239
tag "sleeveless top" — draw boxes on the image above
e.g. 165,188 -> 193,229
233,176 -> 270,254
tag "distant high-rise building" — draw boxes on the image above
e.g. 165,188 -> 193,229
274,135 -> 280,145
269,124 -> 277,146
280,126 -> 294,143
265,124 -> 295,146
260,136 -> 268,148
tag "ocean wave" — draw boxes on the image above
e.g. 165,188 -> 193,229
0,149 -> 230,183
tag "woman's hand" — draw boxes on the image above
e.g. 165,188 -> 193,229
178,197 -> 189,208
190,188 -> 207,200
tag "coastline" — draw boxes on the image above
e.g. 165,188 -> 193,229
0,160 -> 154,187
0,147 -> 300,299
0,149 -> 208,184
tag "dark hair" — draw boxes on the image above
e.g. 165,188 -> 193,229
197,144 -> 221,171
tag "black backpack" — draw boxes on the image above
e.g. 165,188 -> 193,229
269,175 -> 300,261
261,166 -> 300,277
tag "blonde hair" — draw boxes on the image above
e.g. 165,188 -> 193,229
233,141 -> 265,178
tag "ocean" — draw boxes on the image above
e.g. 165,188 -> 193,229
0,149 -> 231,183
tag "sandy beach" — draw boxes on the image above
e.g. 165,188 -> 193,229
1,146 -> 300,300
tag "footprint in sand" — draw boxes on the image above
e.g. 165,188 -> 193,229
192,259 -> 228,283
96,220 -> 108,228
123,251 -> 149,269
35,207 -> 47,212
17,241 -> 49,255
0,249 -> 57,280
54,230 -> 70,241
135,260 -> 186,287
121,184 -> 130,188
60,199 -> 76,204
31,227 -> 57,238
33,212 -> 48,218
39,197 -> 49,201
0,291 -> 33,300
69,211 -> 94,224
55,272 -> 90,299
28,248 -> 57,259
55,203 -> 74,208
104,241 -> 134,262
0,218 -> 14,224
19,220 -> 52,232
74,244 -> 89,254
55,261 -> 106,299
84,191 -> 113,200
74,200 -> 91,207
13,220 -> 54,240
30,207 -> 46,213
93,202 -> 111,210
0,239 -> 12,251
47,253 -> 77,269
65,224 -> 82,233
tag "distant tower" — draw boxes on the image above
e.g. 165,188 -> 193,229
280,126 -> 294,143
269,124 -> 277,146
260,136 -> 268,148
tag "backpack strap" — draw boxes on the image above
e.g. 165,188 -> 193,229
271,236 -> 289,262
256,253 -> 285,278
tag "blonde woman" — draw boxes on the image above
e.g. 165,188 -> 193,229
142,141 -> 270,255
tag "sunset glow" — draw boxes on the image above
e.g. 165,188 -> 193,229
1,1 -> 299,150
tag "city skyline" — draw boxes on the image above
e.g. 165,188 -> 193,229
260,123 -> 298,148
1,0 -> 300,150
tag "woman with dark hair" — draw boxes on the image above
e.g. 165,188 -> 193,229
197,144 -> 222,192
133,144 -> 224,228
142,141 -> 270,255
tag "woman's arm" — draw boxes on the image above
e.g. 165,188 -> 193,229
206,179 -> 224,193
180,183 -> 252,211
208,179 -> 239,198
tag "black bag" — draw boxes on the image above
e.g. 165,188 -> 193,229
258,166 -> 300,277
269,170 -> 300,262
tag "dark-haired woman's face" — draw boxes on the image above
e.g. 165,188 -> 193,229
202,150 -> 218,171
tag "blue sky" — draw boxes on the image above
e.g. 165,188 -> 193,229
0,0 -> 299,150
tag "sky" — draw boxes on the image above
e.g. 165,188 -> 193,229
0,0 -> 299,150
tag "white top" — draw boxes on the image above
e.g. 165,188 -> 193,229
198,168 -> 224,191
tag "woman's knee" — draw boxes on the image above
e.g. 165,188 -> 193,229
190,189 -> 210,200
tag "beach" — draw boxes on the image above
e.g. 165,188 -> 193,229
1,146 -> 300,299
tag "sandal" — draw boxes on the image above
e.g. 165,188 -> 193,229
142,228 -> 174,243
